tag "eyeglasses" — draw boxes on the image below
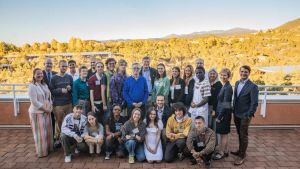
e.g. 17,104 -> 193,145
97,65 -> 104,68
113,109 -> 121,111
45,63 -> 53,65
61,66 -> 68,68
133,67 -> 140,70
108,62 -> 116,65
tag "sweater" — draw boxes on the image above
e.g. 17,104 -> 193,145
166,114 -> 192,142
50,74 -> 73,106
122,76 -> 149,107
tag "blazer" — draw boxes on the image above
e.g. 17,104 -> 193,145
156,105 -> 171,128
169,78 -> 185,104
43,70 -> 57,87
28,83 -> 52,114
233,79 -> 259,118
139,67 -> 157,91
184,78 -> 195,107
216,82 -> 233,120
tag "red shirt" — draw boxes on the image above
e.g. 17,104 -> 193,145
88,74 -> 106,101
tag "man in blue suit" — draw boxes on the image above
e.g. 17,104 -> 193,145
232,65 -> 259,165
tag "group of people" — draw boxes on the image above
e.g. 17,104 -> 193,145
28,56 -> 259,167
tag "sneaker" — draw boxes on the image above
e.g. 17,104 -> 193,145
128,155 -> 135,164
105,152 -> 111,160
234,156 -> 246,165
178,153 -> 184,161
64,155 -> 71,163
190,158 -> 197,165
75,148 -> 80,154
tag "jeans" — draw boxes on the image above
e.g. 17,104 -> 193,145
125,140 -> 145,162
234,116 -> 252,158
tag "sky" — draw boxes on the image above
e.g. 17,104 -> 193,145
0,0 -> 299,46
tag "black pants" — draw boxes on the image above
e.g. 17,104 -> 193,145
191,140 -> 213,163
234,116 -> 252,158
60,134 -> 88,156
94,103 -> 104,125
164,138 -> 187,162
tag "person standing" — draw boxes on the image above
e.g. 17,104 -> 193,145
189,66 -> 211,127
183,65 -> 195,108
28,68 -> 53,157
152,63 -> 170,105
169,66 -> 185,106
110,59 -> 128,117
87,57 -> 97,79
72,66 -> 90,116
122,62 -> 148,119
231,65 -> 259,165
50,60 -> 73,148
139,56 -> 157,106
67,60 -> 79,81
207,68 -> 222,130
213,68 -> 233,160
88,62 -> 106,124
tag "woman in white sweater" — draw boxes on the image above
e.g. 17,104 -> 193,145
28,68 -> 53,157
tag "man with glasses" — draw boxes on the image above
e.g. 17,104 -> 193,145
88,62 -> 106,124
67,60 -> 79,81
87,57 -> 97,79
43,58 -> 57,87
122,62 -> 148,119
50,60 -> 73,148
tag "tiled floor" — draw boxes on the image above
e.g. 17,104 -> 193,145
0,128 -> 299,169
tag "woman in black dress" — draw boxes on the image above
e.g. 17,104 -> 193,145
208,68 -> 222,130
183,65 -> 195,109
214,68 -> 233,160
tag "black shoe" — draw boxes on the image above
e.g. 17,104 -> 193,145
190,159 -> 197,165
178,153 -> 185,161
230,151 -> 240,156
205,160 -> 211,168
54,140 -> 62,149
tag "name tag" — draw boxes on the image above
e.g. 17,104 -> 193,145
175,85 -> 181,89
95,80 -> 101,85
185,86 -> 188,94
197,142 -> 204,147
132,128 -> 139,134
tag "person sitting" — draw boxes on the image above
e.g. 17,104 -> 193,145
186,116 -> 216,167
122,108 -> 147,163
61,105 -> 88,163
165,102 -> 192,162
144,107 -> 163,163
83,112 -> 104,157
105,104 -> 127,160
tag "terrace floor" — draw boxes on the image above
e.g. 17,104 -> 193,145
0,128 -> 299,169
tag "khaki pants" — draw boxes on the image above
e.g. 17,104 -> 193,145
53,104 -> 72,139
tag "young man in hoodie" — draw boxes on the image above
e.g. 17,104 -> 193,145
165,102 -> 192,162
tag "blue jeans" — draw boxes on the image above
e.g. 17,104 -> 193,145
125,140 -> 145,162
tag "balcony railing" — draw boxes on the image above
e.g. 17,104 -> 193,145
0,83 -> 300,117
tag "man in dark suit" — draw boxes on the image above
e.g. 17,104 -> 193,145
43,58 -> 57,87
232,65 -> 259,165
42,58 -> 58,146
139,56 -> 157,107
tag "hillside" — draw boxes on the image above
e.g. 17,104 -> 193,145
0,18 -> 300,87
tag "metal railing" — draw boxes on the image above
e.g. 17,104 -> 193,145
0,83 -> 300,117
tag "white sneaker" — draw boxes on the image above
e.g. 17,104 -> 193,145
105,152 -> 111,160
65,155 -> 71,163
75,148 -> 80,154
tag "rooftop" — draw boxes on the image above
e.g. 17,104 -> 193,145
0,128 -> 299,169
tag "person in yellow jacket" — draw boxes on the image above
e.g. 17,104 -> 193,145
165,102 -> 192,162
